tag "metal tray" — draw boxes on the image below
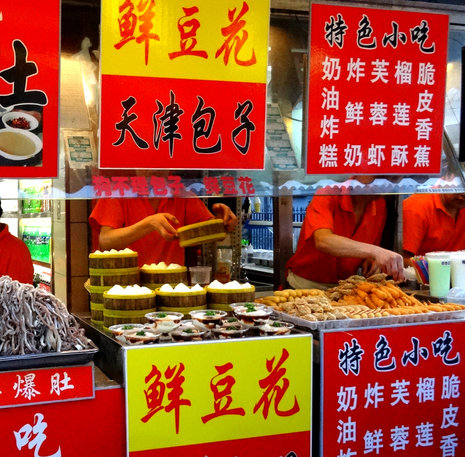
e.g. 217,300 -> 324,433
0,339 -> 99,371
275,309 -> 465,332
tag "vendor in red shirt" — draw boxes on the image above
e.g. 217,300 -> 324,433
285,193 -> 405,288
402,193 -> 465,259
0,200 -> 34,284
89,197 -> 237,267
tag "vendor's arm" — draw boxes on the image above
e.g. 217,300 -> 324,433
99,213 -> 179,250
314,228 -> 405,281
212,203 -> 237,232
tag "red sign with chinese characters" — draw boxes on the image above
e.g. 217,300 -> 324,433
0,386 -> 125,457
0,364 -> 94,408
321,321 -> 465,457
91,173 -> 256,197
100,0 -> 269,170
0,1 -> 60,178
307,4 -> 448,175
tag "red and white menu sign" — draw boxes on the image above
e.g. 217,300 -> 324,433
0,365 -> 94,408
0,1 -> 60,178
321,321 -> 465,457
307,3 -> 448,175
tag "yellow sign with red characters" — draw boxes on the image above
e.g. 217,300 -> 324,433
101,0 -> 269,84
99,0 -> 269,170
125,335 -> 312,456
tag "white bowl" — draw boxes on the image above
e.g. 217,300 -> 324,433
0,105 -> 13,115
2,111 -> 39,131
0,129 -> 42,161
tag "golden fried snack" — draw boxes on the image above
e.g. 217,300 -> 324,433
370,294 -> 386,308
386,308 -> 402,315
301,313 -> 318,322
372,287 -> 388,301
356,288 -> 368,300
346,275 -> 366,284
367,273 -> 388,283
385,282 -> 401,298
332,310 -> 348,319
357,281 -> 376,292
312,313 -> 328,321
307,289 -> 326,296
441,303 -> 460,311
364,295 -> 377,309
327,291 -> 343,301
426,304 -> 445,312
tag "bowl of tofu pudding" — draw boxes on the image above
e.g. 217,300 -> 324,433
145,311 -> 183,333
189,309 -> 227,329
0,128 -> 42,160
230,302 -> 273,326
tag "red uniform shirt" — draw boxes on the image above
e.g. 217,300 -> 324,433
285,195 -> 387,284
89,198 -> 214,266
403,193 -> 465,256
0,224 -> 34,284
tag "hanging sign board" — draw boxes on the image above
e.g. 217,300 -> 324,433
321,321 -> 465,456
100,0 -> 269,170
124,335 -> 312,456
307,3 -> 448,175
0,1 -> 60,178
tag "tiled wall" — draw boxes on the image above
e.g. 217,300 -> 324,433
53,199 -> 90,313
68,200 -> 90,313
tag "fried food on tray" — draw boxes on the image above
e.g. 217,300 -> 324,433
256,273 -> 465,322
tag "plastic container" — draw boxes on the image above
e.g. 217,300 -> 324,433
450,252 -> 465,289
189,266 -> 212,286
447,287 -> 465,306
425,251 -> 451,298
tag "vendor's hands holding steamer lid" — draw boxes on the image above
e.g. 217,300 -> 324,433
96,198 -> 237,257
133,203 -> 237,243
211,203 -> 237,233
140,204 -> 236,242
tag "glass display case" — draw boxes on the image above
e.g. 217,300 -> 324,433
0,179 -> 53,290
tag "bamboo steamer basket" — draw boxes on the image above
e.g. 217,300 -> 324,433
89,267 -> 140,287
84,283 -> 111,327
90,302 -> 104,327
86,284 -> 111,303
206,284 -> 256,312
88,250 -> 138,269
156,287 -> 207,316
177,219 -> 226,247
103,289 -> 156,330
140,266 -> 188,290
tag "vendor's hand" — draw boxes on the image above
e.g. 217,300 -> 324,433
372,247 -> 405,282
361,259 -> 381,278
212,203 -> 237,232
145,213 -> 179,241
